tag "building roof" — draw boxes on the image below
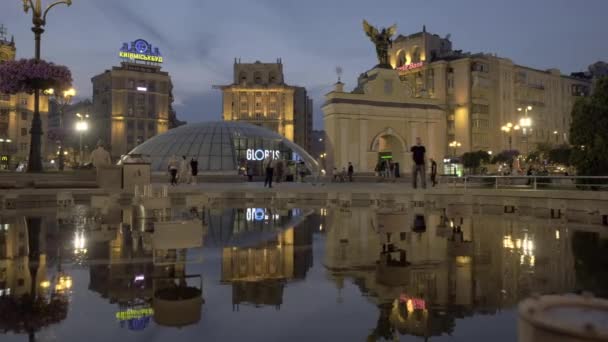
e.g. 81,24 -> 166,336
127,121 -> 319,173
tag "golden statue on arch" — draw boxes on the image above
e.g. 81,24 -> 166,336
363,20 -> 397,69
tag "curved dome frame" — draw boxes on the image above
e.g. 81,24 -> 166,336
126,121 -> 319,174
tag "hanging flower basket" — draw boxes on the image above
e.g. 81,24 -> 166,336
0,58 -> 72,94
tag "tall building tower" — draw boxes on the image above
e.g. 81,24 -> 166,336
0,25 -> 49,169
91,39 -> 173,160
217,59 -> 313,152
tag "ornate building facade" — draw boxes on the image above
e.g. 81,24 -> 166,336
217,59 -> 313,152
388,26 -> 592,154
91,62 -> 172,160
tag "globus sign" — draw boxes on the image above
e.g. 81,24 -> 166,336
119,39 -> 163,63
246,149 -> 280,161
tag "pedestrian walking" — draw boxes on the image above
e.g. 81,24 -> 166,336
246,162 -> 253,182
179,155 -> 190,184
168,156 -> 179,186
275,159 -> 284,183
347,162 -> 354,182
411,137 -> 427,189
190,157 -> 198,184
394,162 -> 401,178
298,161 -> 306,183
430,158 -> 437,187
264,157 -> 275,188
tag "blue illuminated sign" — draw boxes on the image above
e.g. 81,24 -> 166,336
119,39 -> 163,63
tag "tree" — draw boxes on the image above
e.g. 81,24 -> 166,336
548,145 -> 572,166
570,77 -> 608,176
491,150 -> 519,164
462,150 -> 490,174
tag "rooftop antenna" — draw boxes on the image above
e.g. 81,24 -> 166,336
335,66 -> 343,83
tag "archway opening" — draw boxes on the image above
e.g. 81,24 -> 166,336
373,134 -> 406,176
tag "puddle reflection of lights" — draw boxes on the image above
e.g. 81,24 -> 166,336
73,231 -> 87,255
134,275 -> 145,282
319,224 -> 323,231
555,230 -> 560,240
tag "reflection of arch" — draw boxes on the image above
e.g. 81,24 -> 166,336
411,46 -> 421,63
370,129 -> 407,152
396,50 -> 406,68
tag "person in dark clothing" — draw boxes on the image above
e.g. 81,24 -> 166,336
410,137 -> 427,189
246,162 -> 253,182
264,158 -> 274,188
347,162 -> 354,182
394,162 -> 400,178
430,158 -> 437,187
190,158 -> 198,184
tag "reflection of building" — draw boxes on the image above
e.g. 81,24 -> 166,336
217,208 -> 314,310
127,121 -> 319,175
91,62 -> 173,160
217,59 -> 313,152
0,26 -> 50,169
88,209 -> 203,329
323,207 -> 578,339
388,26 -> 591,153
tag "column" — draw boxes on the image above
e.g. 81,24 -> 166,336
359,119 -> 368,172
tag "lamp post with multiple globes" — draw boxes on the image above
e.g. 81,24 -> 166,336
22,0 -> 72,172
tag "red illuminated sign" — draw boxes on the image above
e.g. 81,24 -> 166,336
399,294 -> 426,310
396,62 -> 425,72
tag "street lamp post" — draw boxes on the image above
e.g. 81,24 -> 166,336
501,122 -> 520,151
22,0 -> 72,173
517,106 -> 533,156
75,113 -> 88,165
448,140 -> 461,175
45,87 -> 75,171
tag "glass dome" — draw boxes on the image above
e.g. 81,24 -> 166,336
126,121 -> 319,174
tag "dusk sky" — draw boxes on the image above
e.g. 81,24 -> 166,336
1,0 -> 606,129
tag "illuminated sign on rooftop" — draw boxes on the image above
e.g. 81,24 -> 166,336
119,39 -> 163,64
396,61 -> 424,72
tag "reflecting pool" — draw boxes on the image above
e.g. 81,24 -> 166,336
0,203 -> 606,341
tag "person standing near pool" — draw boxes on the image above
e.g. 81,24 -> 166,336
410,137 -> 427,189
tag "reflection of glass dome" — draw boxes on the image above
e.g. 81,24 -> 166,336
127,121 -> 319,173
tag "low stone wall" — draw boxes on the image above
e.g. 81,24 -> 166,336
0,171 -> 97,189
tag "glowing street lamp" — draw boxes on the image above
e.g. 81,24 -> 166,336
448,140 -> 461,158
75,113 -> 89,165
502,122 -> 520,151
47,87 -> 76,170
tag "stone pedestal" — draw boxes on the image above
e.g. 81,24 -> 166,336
96,166 -> 122,190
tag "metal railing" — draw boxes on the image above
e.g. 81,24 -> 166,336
441,175 -> 608,191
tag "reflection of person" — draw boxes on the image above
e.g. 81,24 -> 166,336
410,137 -> 426,189
90,140 -> 112,169
347,162 -> 354,182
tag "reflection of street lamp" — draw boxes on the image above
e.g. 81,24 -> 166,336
553,130 -> 559,143
75,113 -> 88,165
23,0 -> 73,172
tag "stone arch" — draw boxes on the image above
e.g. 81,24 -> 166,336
411,46 -> 421,63
370,128 -> 407,152
395,49 -> 406,68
